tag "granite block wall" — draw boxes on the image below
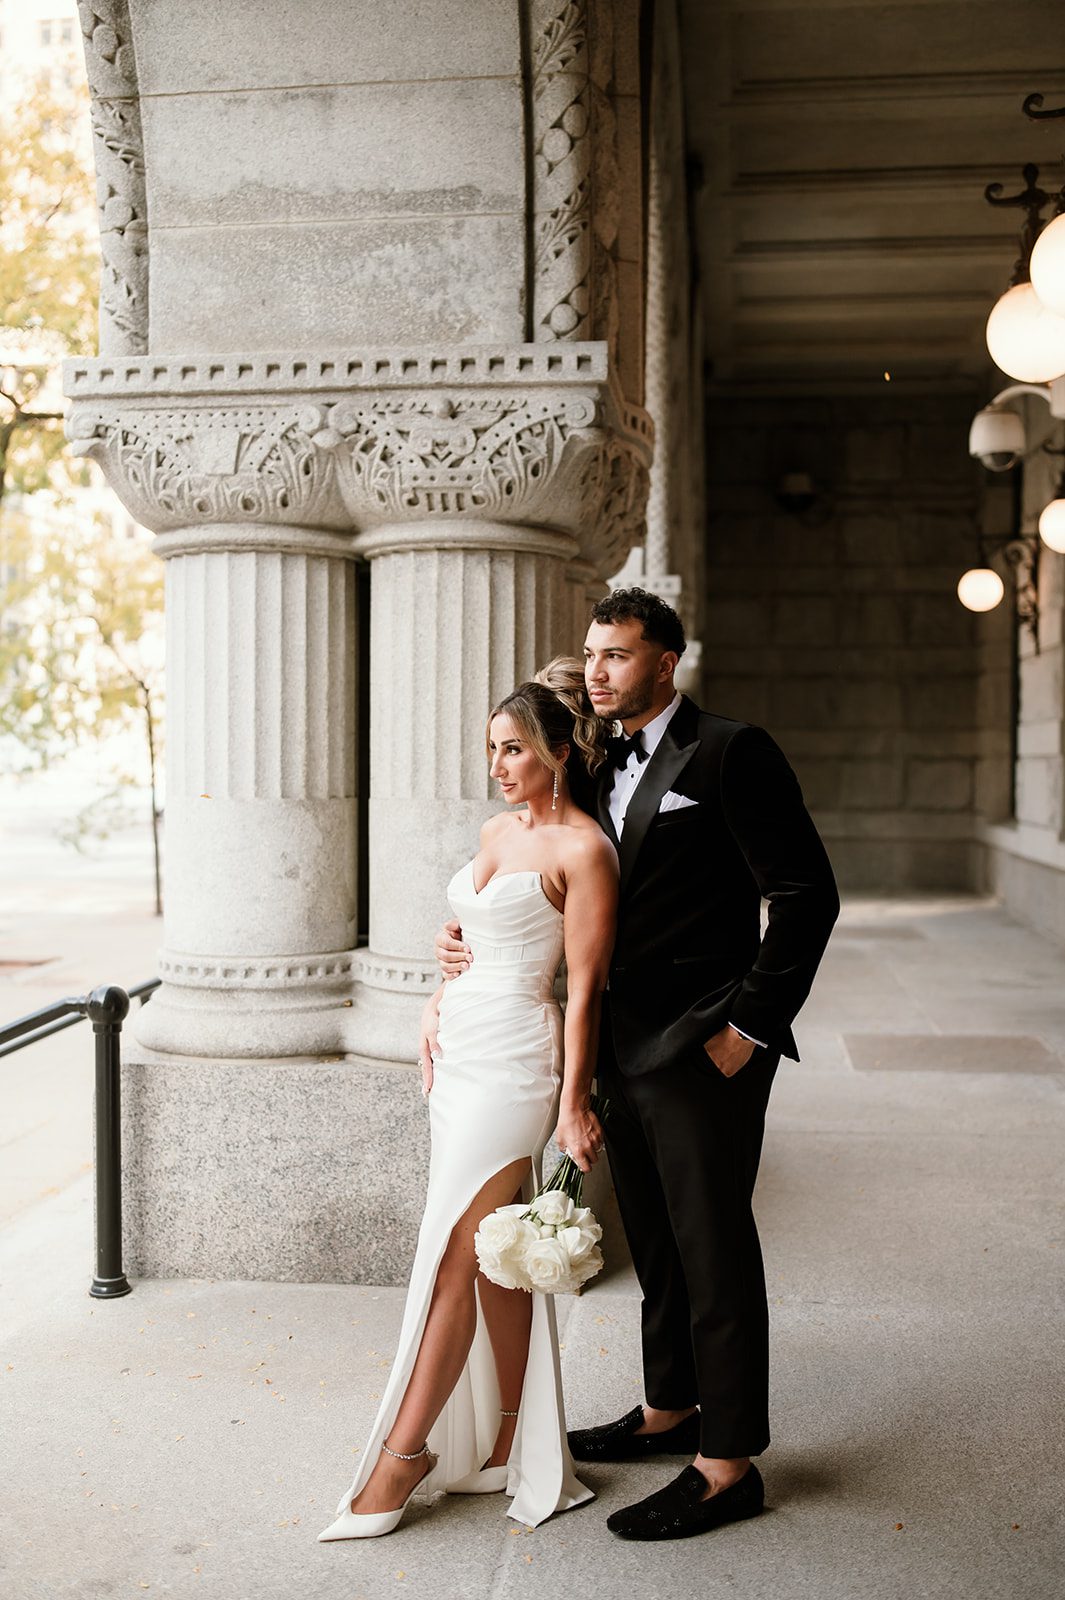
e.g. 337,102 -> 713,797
702,391 -> 1000,891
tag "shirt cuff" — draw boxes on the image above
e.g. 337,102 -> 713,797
729,1022 -> 767,1049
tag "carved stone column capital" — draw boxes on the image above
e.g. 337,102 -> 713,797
63,343 -> 652,576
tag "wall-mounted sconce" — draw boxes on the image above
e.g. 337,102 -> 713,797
1036,445 -> 1065,553
1038,478 -> 1065,551
957,529 -> 1040,647
773,471 -> 833,525
1024,94 -> 1065,319
957,566 -> 1005,612
983,141 -> 1065,383
963,99 -> 1065,642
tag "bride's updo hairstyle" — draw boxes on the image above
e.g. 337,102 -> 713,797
488,657 -> 609,814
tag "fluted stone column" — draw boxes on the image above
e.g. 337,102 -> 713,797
64,358 -> 362,1058
146,531 -> 358,1056
348,523 -> 578,1057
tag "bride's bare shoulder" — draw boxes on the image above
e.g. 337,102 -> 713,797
560,820 -> 618,880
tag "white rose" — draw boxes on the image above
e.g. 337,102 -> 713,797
532,1190 -> 576,1228
475,1207 -> 535,1291
557,1217 -> 602,1264
523,1236 -> 574,1293
476,1243 -> 530,1291
476,1208 -> 526,1255
570,1242 -> 604,1287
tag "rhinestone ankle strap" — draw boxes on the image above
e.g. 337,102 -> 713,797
381,1439 -> 429,1461
500,1408 -> 519,1417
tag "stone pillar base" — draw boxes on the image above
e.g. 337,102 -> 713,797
120,1047 -> 429,1284
119,1045 -> 613,1284
132,951 -> 358,1059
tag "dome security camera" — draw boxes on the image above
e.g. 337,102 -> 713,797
968,405 -> 1026,471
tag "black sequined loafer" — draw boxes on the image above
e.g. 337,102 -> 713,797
606,1462 -> 764,1541
567,1406 -> 701,1462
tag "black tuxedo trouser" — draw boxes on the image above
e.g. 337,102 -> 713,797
598,1025 -> 780,1459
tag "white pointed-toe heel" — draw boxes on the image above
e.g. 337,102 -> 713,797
445,1464 -> 509,1495
318,1444 -> 438,1542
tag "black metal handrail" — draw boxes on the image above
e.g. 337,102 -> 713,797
1,979 -> 160,1298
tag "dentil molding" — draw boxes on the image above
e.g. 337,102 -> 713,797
63,344 -> 652,578
158,950 -> 357,991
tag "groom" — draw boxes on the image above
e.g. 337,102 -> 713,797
440,587 -> 839,1541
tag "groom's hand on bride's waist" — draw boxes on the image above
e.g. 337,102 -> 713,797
703,1024 -> 757,1078
436,918 -> 472,978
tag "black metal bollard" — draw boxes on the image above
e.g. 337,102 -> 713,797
86,985 -> 133,1299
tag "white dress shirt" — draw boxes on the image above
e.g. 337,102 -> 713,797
607,690 -> 683,836
606,689 -> 766,1051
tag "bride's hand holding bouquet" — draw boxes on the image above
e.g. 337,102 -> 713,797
474,1094 -> 609,1297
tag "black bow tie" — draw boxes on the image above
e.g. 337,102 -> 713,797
607,729 -> 649,770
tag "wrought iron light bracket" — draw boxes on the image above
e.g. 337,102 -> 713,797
976,531 -> 1040,649
1023,93 -> 1065,120
984,163 -> 1064,286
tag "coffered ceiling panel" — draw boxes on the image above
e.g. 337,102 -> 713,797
679,0 -> 1065,390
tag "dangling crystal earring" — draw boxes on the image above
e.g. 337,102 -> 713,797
552,770 -> 559,811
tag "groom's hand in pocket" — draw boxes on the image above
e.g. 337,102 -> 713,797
435,918 -> 472,979
703,1025 -> 756,1078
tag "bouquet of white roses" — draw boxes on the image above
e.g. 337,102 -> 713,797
474,1101 -> 608,1296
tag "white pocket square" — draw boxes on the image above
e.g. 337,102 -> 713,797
658,790 -> 699,813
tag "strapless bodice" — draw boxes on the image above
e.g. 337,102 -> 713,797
442,859 -> 565,1000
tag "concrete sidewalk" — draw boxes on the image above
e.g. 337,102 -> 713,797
2,895 -> 1064,1599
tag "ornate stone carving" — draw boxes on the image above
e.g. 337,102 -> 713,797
643,0 -> 705,649
316,391 -> 607,528
588,0 -> 621,365
68,404 -> 343,531
64,345 -> 652,579
77,1 -> 148,355
528,1 -> 593,341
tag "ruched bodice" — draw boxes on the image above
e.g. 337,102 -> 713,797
439,862 -> 565,1001
333,856 -> 591,1531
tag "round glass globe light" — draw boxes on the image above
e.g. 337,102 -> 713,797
1030,211 -> 1065,320
1038,497 -> 1065,554
957,568 -> 1005,612
985,281 -> 1065,383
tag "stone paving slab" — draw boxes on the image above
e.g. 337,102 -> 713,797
844,1032 -> 1065,1073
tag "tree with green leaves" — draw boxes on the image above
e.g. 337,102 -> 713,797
0,507 -> 165,912
0,72 -> 98,508
1,72 -> 165,913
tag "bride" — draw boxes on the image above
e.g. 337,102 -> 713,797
319,659 -> 618,1541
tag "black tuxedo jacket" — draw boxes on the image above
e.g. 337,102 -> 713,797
596,695 -> 839,1075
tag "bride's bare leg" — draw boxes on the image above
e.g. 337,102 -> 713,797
477,1182 -> 533,1467
350,1157 -> 531,1515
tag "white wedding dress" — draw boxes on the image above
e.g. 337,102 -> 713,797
333,860 -> 593,1528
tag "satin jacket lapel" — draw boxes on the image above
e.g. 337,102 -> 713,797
616,697 -> 701,893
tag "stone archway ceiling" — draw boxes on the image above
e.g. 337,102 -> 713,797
678,0 -> 1065,391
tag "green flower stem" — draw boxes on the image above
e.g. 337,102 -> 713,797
523,1094 -> 611,1218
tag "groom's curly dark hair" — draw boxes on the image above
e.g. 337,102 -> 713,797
590,586 -> 686,657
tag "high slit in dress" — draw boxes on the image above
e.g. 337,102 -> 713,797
333,860 -> 593,1528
